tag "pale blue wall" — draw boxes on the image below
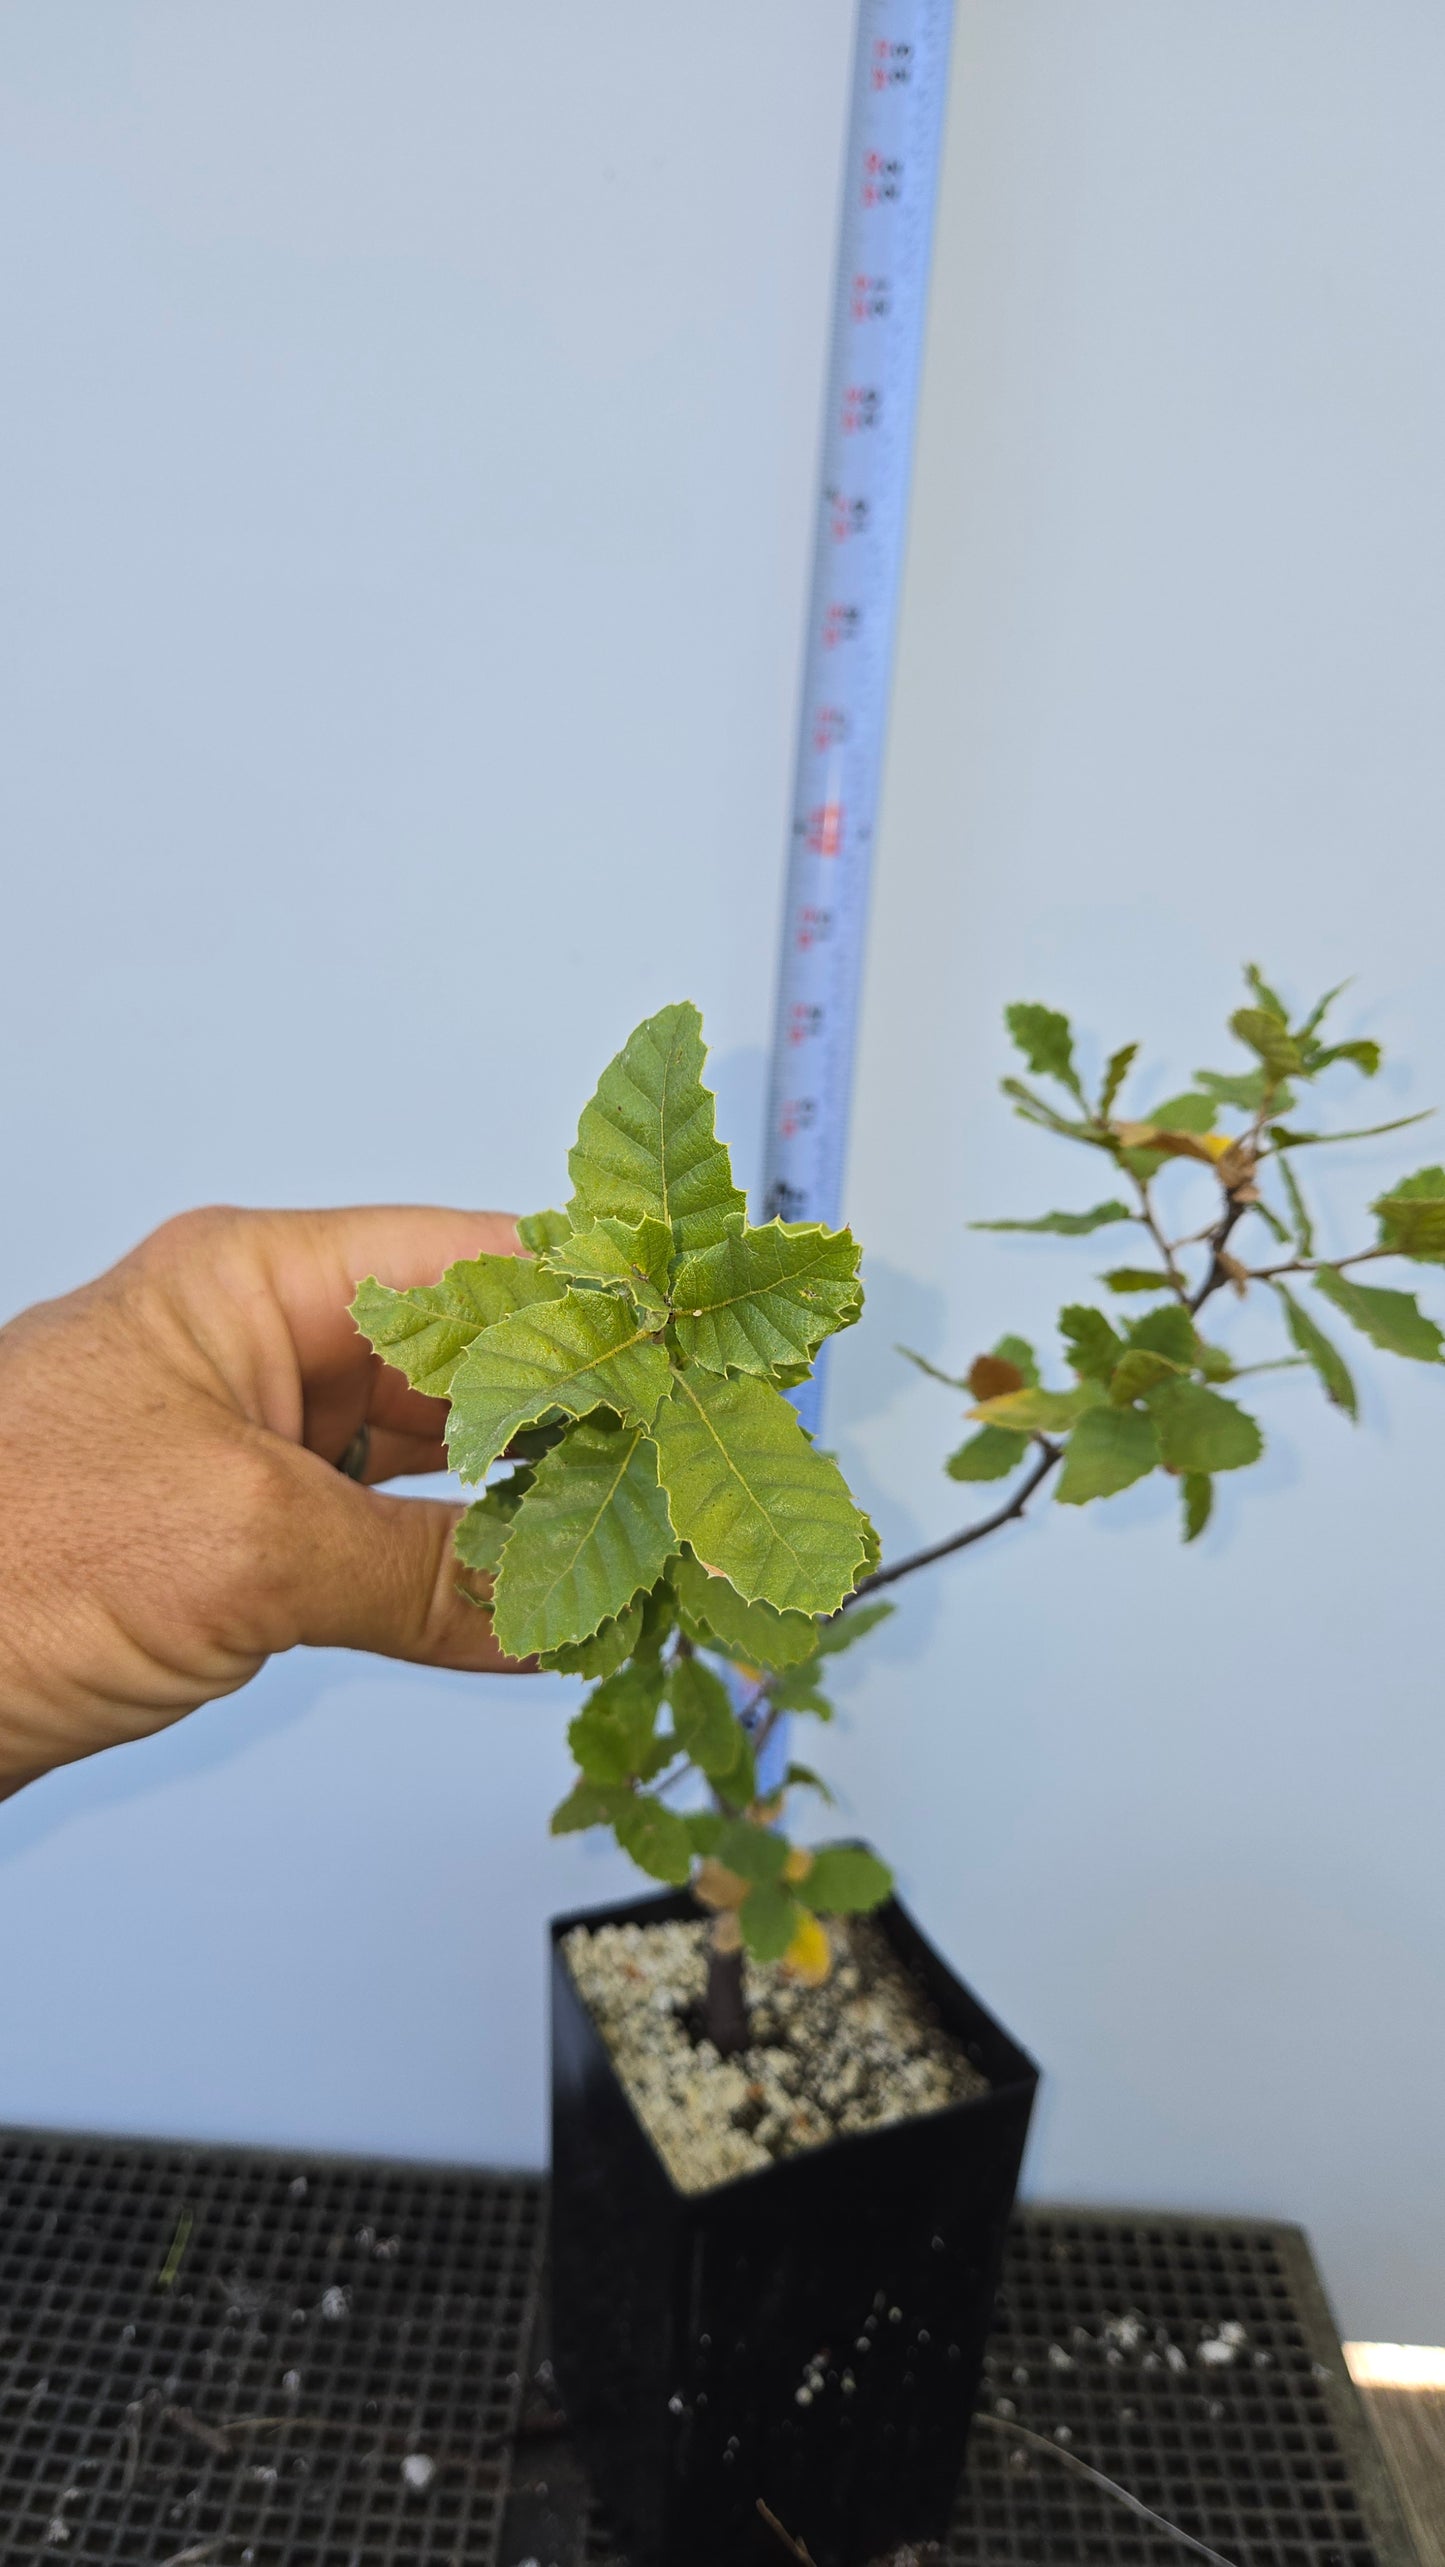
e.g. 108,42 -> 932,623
2,3 -> 1442,2339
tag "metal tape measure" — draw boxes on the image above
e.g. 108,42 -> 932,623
760,0 -> 956,1432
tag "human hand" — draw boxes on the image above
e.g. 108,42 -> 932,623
0,1204 -> 530,1796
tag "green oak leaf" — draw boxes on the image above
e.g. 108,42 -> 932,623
666,1656 -> 747,1783
1195,1066 -> 1296,1116
567,1662 -> 667,1786
1250,1194 -> 1294,1246
1099,1042 -> 1138,1117
764,1658 -> 835,1719
544,1215 -> 674,1315
1055,1403 -> 1160,1503
1181,1474 -> 1213,1542
1231,1007 -> 1302,1079
1245,963 -> 1290,1022
649,1367 -> 871,1613
1004,1001 -> 1084,1099
1001,1075 -> 1095,1138
1297,981 -> 1348,1041
1060,1304 -> 1126,1384
1313,1266 -> 1445,1362
446,1288 -> 670,1482
671,1220 -> 862,1377
783,1763 -> 835,1805
490,1417 -> 677,1656
1099,1269 -> 1177,1295
1196,1340 -> 1236,1382
798,1845 -> 893,1914
1268,1112 -> 1433,1151
740,1881 -> 804,1963
1274,1286 -> 1357,1417
1277,1154 -> 1315,1255
1108,1347 -> 1187,1405
1306,1037 -> 1381,1077
517,1208 -> 572,1253
1144,1379 -> 1263,1472
453,1487 -> 525,1577
971,1383 -> 1101,1431
1373,1167 -> 1445,1264
566,999 -> 746,1256
536,1596 -> 651,1678
715,1721 -> 758,1807
351,1254 -> 563,1399
669,1549 -> 818,1669
613,1793 -> 694,1885
713,1817 -> 789,1883
1142,1093 -> 1218,1134
1125,1304 -> 1197,1367
813,1599 -> 894,1656
946,1425 -> 1031,1481
550,1778 -> 628,1836
970,1200 -> 1134,1237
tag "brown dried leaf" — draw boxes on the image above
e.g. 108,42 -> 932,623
966,1352 -> 1027,1402
694,1858 -> 749,1913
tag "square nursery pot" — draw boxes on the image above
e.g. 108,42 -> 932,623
549,1881 -> 1039,2567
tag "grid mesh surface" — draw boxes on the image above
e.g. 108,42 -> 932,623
0,2128 -> 539,2565
947,2214 -> 1406,2567
569,2215 -> 1410,2567
0,2130 -> 1414,2567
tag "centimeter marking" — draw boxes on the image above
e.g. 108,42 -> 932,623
760,0 -> 956,1430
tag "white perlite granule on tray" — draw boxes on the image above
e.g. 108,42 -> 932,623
563,1915 -> 988,2194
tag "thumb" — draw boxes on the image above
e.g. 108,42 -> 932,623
263,1454 -> 531,1674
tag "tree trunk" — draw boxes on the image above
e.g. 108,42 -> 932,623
703,1940 -> 750,2058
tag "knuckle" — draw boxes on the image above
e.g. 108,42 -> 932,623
131,1205 -> 246,1280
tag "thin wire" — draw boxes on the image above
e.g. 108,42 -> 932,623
971,2412 -> 1240,2567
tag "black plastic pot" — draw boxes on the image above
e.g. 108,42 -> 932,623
549,1882 -> 1039,2567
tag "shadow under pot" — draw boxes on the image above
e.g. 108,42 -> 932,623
548,1880 -> 1039,2567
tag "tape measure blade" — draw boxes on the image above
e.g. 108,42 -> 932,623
761,0 -> 956,1313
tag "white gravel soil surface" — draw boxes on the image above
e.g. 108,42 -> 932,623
564,1915 -> 988,2194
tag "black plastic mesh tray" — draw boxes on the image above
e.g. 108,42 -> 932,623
0,2126 -> 1417,2567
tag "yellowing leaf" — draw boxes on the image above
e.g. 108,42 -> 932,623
740,1881 -> 805,1962
970,1384 -> 1101,1431
783,1912 -> 832,1985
